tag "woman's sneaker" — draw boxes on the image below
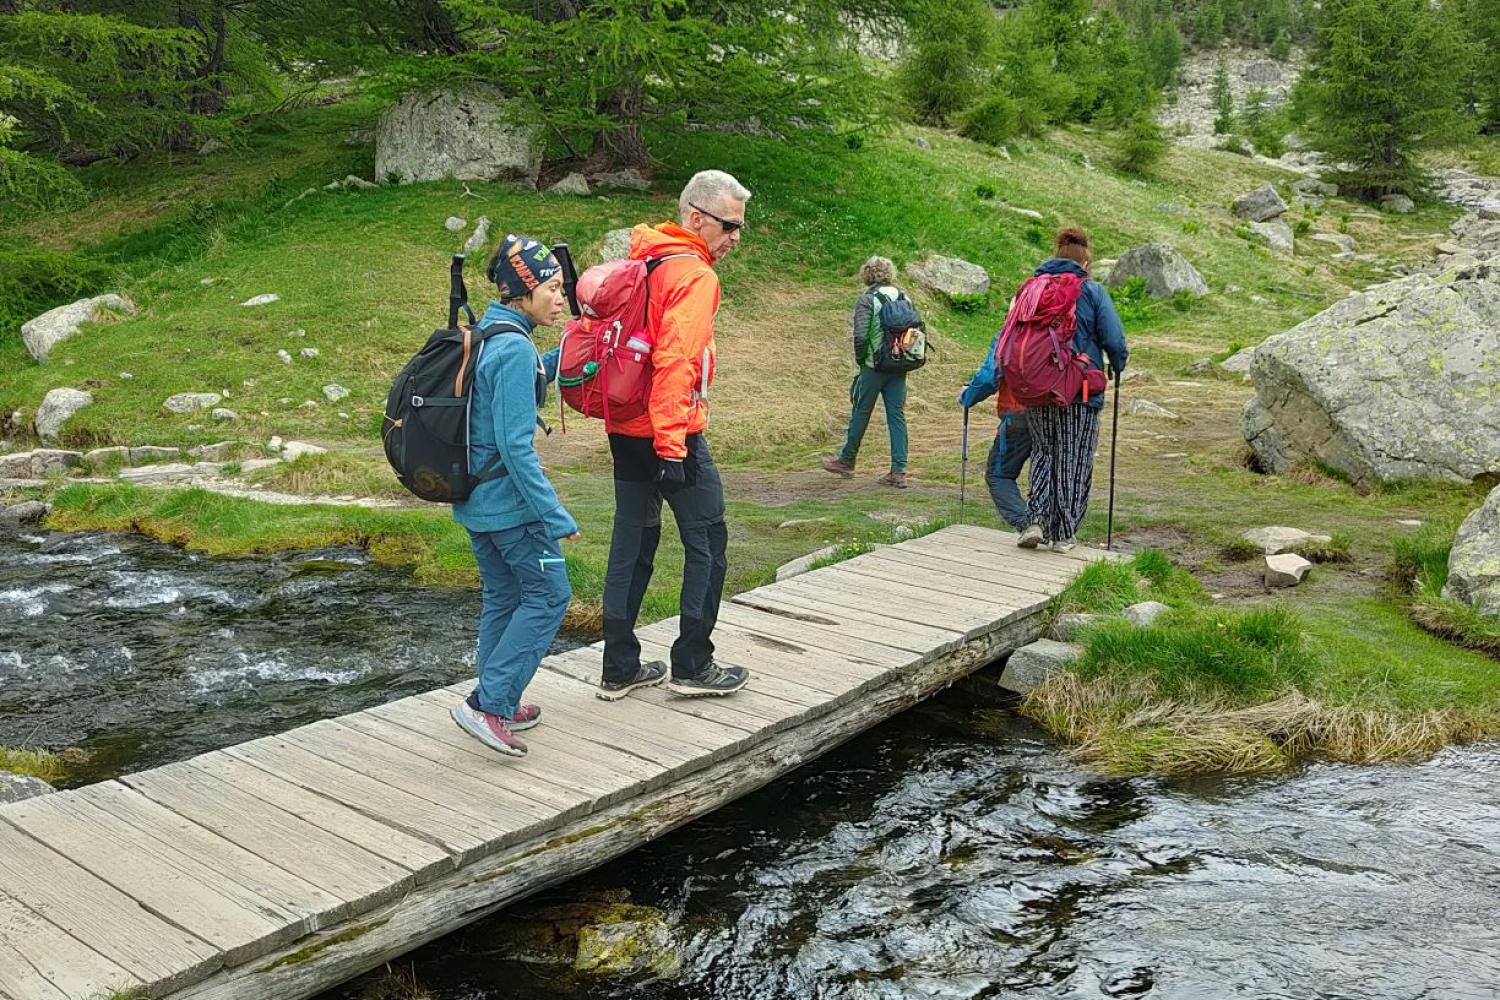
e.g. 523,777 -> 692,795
450,701 -> 527,757
669,662 -> 750,698
508,703 -> 542,732
820,456 -> 855,477
1051,538 -> 1077,554
597,661 -> 668,702
1017,524 -> 1045,549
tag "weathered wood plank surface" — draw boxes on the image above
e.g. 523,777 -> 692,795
0,525 -> 1089,1000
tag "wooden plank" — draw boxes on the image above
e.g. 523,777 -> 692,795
121,763 -> 416,915
932,523 -> 1118,564
631,620 -> 843,705
693,621 -> 885,700
185,753 -> 455,884
731,587 -> 965,652
822,556 -> 1042,610
898,533 -> 1085,584
716,602 -> 927,665
762,572 -> 1003,637
0,889 -> 139,1000
791,567 -> 1026,635
860,544 -> 1077,593
2,787 -> 320,964
0,824 -> 221,995
223,738 -> 494,862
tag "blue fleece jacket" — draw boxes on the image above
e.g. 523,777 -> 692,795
450,303 -> 577,539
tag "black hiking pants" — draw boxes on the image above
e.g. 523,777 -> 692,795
602,433 -> 728,682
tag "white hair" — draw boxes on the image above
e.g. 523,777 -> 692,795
679,169 -> 752,221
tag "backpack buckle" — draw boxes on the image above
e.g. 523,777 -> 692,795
411,395 -> 425,407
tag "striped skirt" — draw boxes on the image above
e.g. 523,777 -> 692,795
1025,402 -> 1102,542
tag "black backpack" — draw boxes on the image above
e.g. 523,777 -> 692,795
872,288 -> 928,373
382,255 -> 526,502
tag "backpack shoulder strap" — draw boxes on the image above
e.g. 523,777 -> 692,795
476,319 -> 529,340
644,252 -> 699,276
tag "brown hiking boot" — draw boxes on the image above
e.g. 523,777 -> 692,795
877,472 -> 908,489
821,456 -> 855,477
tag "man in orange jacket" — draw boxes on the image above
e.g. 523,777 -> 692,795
597,170 -> 752,700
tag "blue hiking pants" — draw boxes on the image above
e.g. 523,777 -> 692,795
839,369 -> 908,474
466,523 -> 572,719
985,410 -> 1032,530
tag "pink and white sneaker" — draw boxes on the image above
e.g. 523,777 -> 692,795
450,701 -> 527,757
508,703 -> 542,732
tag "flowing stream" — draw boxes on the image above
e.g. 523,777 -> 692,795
1,530 -> 1496,998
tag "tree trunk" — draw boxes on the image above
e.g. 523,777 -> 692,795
595,79 -> 650,168
189,8 -> 229,116
420,0 -> 470,54
0,1 -> 21,14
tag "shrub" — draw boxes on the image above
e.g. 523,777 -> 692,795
0,244 -> 114,343
960,93 -> 1021,147
1293,218 -> 1312,237
1113,112 -> 1168,174
948,291 -> 988,313
1024,222 -> 1048,248
974,183 -> 997,201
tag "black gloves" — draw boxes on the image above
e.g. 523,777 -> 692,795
656,458 -> 686,492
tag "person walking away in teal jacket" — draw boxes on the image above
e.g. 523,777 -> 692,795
449,235 -> 578,759
821,255 -> 910,488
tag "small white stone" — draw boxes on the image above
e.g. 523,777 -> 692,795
242,379 -> 257,388
267,436 -> 284,452
211,408 -> 238,421
300,348 -> 320,359
299,400 -> 319,409
322,383 -> 349,402
1130,399 -> 1179,419
281,441 -> 327,461
1265,553 -> 1312,588
1396,519 -> 1424,527
120,372 -> 134,380
240,294 -> 280,307
277,349 -> 292,364
286,329 -> 306,338
1123,601 -> 1170,627
445,216 -> 467,232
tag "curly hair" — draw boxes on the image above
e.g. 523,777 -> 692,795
1053,226 -> 1092,268
859,255 -> 897,286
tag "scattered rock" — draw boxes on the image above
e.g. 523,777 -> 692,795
1396,519 -> 1424,527
300,348 -> 321,360
913,137 -> 931,149
343,175 -> 378,190
281,441 -> 327,461
200,277 -> 221,286
1130,399 -> 1179,419
1293,178 -> 1338,198
129,446 -> 180,463
777,518 -> 833,530
267,436 -> 284,452
1000,639 -> 1081,695
463,215 -> 491,256
597,227 -> 634,263
777,545 -> 848,582
375,88 -> 543,186
1248,220 -> 1295,255
573,917 -> 680,977
589,168 -> 651,192
84,446 -> 131,467
322,384 -> 350,403
1187,357 -> 1214,375
445,216 -> 467,232
0,772 -> 55,805
189,441 -> 237,461
1123,601 -> 1170,627
547,173 -> 591,196
0,501 -> 50,526
1380,194 -> 1415,214
1265,552 -> 1312,588
1242,266 -> 1500,486
1007,206 -> 1044,220
905,254 -> 990,298
211,408 -> 238,422
277,349 -> 292,364
119,462 -> 197,482
1049,612 -> 1102,642
197,138 -> 228,156
1242,526 -> 1332,555
21,294 -> 136,362
285,329 -> 306,338
1232,184 -> 1288,222
1443,484 -> 1500,618
33,388 -> 93,443
162,392 -> 222,414
299,400 -> 319,409
240,294 -> 280,307
1104,243 -> 1209,298
1156,202 -> 1190,216
238,458 -> 281,473
1310,233 -> 1356,255
0,449 -> 83,478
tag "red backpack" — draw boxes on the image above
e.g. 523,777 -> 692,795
556,254 -> 692,425
994,272 -> 1106,408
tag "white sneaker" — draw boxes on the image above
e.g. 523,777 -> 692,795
1017,525 -> 1044,549
1051,538 -> 1076,553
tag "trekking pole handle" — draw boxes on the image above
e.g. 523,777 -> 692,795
553,242 -> 581,319
448,254 -> 465,329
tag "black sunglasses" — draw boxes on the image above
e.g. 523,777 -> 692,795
690,202 -> 745,233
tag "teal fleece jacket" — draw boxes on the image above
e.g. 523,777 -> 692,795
450,303 -> 577,539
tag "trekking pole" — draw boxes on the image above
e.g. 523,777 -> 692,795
959,405 -> 971,526
1106,366 -> 1121,551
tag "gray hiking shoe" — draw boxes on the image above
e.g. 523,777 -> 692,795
668,662 -> 750,698
597,660 -> 667,702
1017,524 -> 1045,549
1051,538 -> 1077,554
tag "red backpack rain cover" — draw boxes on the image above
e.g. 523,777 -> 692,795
993,272 -> 1105,407
556,258 -> 665,423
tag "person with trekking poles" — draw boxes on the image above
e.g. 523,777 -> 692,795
994,226 -> 1127,553
598,170 -> 752,701
445,235 -> 578,758
959,336 -> 1032,531
821,255 -> 927,488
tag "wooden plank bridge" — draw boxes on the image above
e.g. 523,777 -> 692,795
0,525 -> 1108,1000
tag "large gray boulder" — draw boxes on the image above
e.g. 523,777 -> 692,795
1443,484 -> 1500,617
162,392 -> 222,414
999,638 -> 1080,695
1232,184 -> 1288,222
21,294 -> 136,362
1249,220 -> 1295,255
0,449 -> 83,478
1105,243 -> 1209,298
0,771 -> 55,805
597,228 -> 634,263
375,89 -> 543,187
905,254 -> 990,298
1242,265 -> 1500,487
33,388 -> 92,442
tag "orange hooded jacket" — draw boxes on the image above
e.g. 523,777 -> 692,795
606,222 -> 718,460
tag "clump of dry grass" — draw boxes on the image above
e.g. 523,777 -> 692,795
358,965 -> 433,1000
250,452 -> 410,501
1022,673 -> 1496,775
0,745 -> 67,783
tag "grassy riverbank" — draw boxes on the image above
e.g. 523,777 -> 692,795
7,94 -> 1495,776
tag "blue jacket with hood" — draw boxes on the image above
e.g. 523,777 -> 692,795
450,302 -> 577,539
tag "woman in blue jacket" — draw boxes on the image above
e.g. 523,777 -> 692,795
1019,226 -> 1128,553
449,235 -> 578,759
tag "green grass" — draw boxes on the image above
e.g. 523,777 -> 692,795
1390,522 -> 1500,655
0,746 -> 66,783
1051,549 -> 1205,618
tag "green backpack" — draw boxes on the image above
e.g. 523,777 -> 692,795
865,285 -> 927,373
